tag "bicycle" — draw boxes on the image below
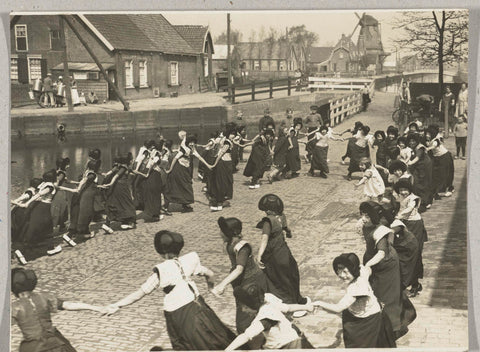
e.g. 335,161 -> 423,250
392,103 -> 413,126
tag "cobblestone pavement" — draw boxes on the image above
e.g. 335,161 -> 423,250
10,92 -> 468,351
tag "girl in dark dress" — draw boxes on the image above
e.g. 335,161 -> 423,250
393,180 -> 428,297
425,125 -> 455,199
255,194 -> 310,315
197,132 -> 218,190
244,130 -> 274,189
60,160 -> 100,240
310,125 -> 344,178
284,119 -> 303,178
11,268 -> 106,352
165,135 -> 214,213
132,141 -> 169,222
213,217 -> 283,349
132,140 -> 155,211
313,253 -> 396,348
51,157 -> 71,234
13,170 -> 61,258
225,285 -> 314,351
358,202 -> 416,339
105,230 -> 236,350
385,126 -> 400,165
347,125 -> 372,180
11,178 -> 43,264
99,153 -> 136,230
268,127 -> 289,183
340,121 -> 363,164
406,133 -> 433,211
209,124 -> 237,211
372,130 -> 388,171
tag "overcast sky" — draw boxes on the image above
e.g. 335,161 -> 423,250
164,10 -> 435,57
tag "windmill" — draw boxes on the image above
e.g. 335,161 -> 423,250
348,12 -> 388,73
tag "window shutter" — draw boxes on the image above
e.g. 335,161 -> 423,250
167,62 -> 172,85
17,57 -> 29,84
133,60 -> 140,87
40,59 -> 48,79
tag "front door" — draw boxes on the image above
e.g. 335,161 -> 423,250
107,70 -> 117,101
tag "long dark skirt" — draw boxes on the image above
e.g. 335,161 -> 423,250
263,243 -> 304,304
19,328 -> 77,352
393,230 -> 419,289
366,253 -> 402,331
342,309 -> 396,348
164,295 -> 236,350
311,146 -> 329,173
432,152 -> 454,194
19,202 -> 53,246
51,190 -> 69,229
348,143 -> 370,173
106,179 -> 136,223
404,219 -> 428,282
210,160 -> 233,204
165,163 -> 194,205
285,147 -> 301,173
199,148 -> 216,184
244,144 -> 269,181
69,185 -> 96,235
11,206 -> 28,243
143,170 -> 165,219
133,175 -> 146,210
410,157 -> 433,206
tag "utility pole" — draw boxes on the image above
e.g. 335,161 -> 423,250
59,16 -> 73,112
227,13 -> 232,101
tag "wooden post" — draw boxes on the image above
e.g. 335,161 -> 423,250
269,79 -> 273,99
287,77 -> 291,96
59,16 -> 73,112
231,86 -> 236,104
63,15 -> 129,111
251,81 -> 255,101
227,13 -> 232,102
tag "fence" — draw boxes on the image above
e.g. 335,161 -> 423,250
328,79 -> 376,126
223,77 -> 303,104
308,77 -> 375,91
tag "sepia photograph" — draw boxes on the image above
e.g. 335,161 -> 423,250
7,9 -> 469,352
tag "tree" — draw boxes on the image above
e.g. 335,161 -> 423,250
280,25 -> 319,55
394,10 -> 468,137
215,30 -> 242,45
394,11 -> 468,94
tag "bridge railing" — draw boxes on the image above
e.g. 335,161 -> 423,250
328,79 -> 376,126
308,77 -> 375,91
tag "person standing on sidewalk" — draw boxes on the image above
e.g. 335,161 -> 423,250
439,86 -> 456,134
361,83 -> 371,112
456,83 -> 468,118
398,81 -> 411,134
453,116 -> 468,160
309,125 -> 344,178
43,73 -> 55,107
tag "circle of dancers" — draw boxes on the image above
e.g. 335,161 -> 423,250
11,106 -> 464,350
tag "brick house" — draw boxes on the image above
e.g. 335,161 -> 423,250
10,14 -> 214,105
233,41 -> 306,80
308,46 -> 334,73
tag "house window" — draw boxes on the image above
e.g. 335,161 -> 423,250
170,61 -> 179,86
339,52 -> 344,59
15,25 -> 28,51
87,72 -> 99,80
11,58 -> 18,81
204,57 -> 209,78
50,30 -> 62,51
28,58 -> 42,82
253,60 -> 260,70
139,60 -> 147,87
125,60 -> 133,87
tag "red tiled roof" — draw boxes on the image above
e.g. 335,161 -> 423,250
83,14 -> 197,55
173,25 -> 211,54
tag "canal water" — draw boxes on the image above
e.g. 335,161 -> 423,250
11,124 -> 260,198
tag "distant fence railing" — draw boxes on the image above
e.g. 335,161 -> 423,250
328,79 -> 376,126
308,77 -> 375,91
223,77 -> 307,104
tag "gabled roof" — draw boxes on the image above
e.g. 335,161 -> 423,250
81,14 -> 197,55
309,47 -> 334,63
174,25 -> 213,54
